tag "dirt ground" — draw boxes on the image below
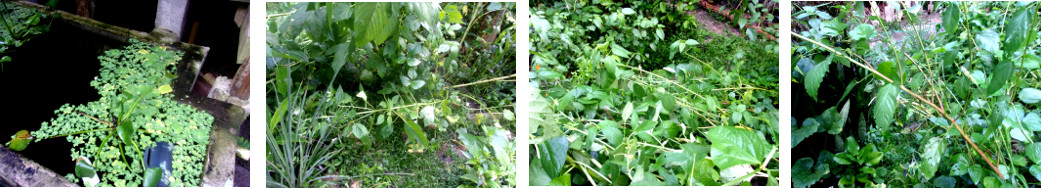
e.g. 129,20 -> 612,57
691,5 -> 744,37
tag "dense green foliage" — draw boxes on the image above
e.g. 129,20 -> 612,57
266,2 -> 515,188
12,40 -> 213,187
529,1 -> 779,186
0,1 -> 50,71
792,2 -> 1041,187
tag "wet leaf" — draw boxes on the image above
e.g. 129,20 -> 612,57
117,119 -> 136,144
75,159 -> 96,178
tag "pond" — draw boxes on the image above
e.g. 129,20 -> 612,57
1,17 -> 127,176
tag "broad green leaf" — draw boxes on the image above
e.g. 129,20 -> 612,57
537,70 -> 564,80
503,109 -> 515,121
706,126 -> 771,170
933,176 -> 956,188
942,3 -> 960,32
275,66 -> 289,96
1030,165 -> 1041,183
876,61 -> 898,82
117,119 -> 135,144
1028,143 -> 1041,164
804,56 -> 831,101
1024,113 -> 1041,132
982,176 -> 999,188
630,169 -> 668,186
396,112 -> 428,146
792,118 -> 819,148
861,144 -> 883,165
621,8 -> 636,15
610,43 -> 631,58
1004,8 -> 1033,54
951,153 -> 971,176
793,157 -> 825,188
8,130 -> 31,151
969,164 -> 985,184
1019,88 -> 1041,104
975,29 -> 1001,54
156,85 -> 172,95
1021,54 -> 1041,70
921,137 -> 946,179
354,3 -> 398,46
874,84 -> 898,130
410,80 -> 426,90
539,136 -> 568,178
1010,127 -> 1032,143
379,123 -> 393,139
529,161 -> 551,186
621,102 -> 634,123
988,60 -> 1014,94
820,19 -> 846,37
691,158 -> 720,185
955,76 -> 970,100
331,44 -> 349,75
833,100 -> 850,134
600,120 -> 622,146
75,159 -> 96,178
848,24 -> 876,40
440,5 -> 463,24
548,174 -> 571,186
352,123 -> 369,139
143,167 -> 162,187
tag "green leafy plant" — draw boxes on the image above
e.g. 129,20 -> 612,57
267,2 -> 516,187
793,1 -> 1041,187
530,1 -> 779,186
831,136 -> 885,187
0,1 -> 51,72
4,39 -> 214,187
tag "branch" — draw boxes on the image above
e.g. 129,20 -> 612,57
792,32 -> 1004,179
445,73 -> 516,89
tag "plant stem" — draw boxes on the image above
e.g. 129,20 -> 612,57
445,73 -> 516,89
793,32 -> 1004,179
456,2 -> 483,47
39,128 -> 112,141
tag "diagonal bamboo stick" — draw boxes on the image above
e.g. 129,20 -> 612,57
792,32 -> 1003,179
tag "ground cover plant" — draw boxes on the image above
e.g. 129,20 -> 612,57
791,1 -> 1041,187
4,39 -> 214,187
265,2 -> 516,188
529,0 -> 779,186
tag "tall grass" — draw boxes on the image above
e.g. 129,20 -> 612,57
266,68 -> 345,188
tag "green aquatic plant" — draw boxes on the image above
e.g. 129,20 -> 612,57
0,1 -> 50,72
4,39 -> 213,187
